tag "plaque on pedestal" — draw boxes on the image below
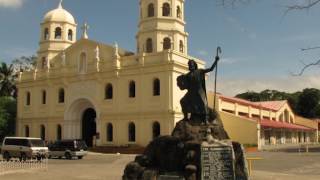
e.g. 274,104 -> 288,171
201,142 -> 235,180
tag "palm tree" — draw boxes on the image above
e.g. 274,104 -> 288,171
0,62 -> 17,97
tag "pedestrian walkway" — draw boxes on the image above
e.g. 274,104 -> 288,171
261,143 -> 320,152
0,159 -> 48,176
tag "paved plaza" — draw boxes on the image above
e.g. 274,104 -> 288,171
0,151 -> 320,180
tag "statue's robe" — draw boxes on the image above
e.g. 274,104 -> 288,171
178,69 -> 208,116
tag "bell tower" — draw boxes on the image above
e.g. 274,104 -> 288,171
137,0 -> 188,54
37,0 -> 77,70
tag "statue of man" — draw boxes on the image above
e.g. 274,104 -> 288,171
177,57 -> 219,123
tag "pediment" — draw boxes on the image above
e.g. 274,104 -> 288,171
50,38 -> 134,69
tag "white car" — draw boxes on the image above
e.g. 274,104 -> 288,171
1,137 -> 49,161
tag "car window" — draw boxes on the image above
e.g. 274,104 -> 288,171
5,139 -> 16,145
76,141 -> 87,149
30,139 -> 46,147
21,139 -> 30,147
61,141 -> 72,147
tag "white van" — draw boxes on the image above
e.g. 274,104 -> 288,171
1,137 -> 49,161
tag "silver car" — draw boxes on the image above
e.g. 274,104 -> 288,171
1,137 -> 49,161
48,140 -> 88,160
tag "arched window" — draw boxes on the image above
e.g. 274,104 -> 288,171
42,90 -> 46,105
44,28 -> 49,40
128,122 -> 136,142
153,78 -> 160,96
152,122 -> 160,139
41,57 -> 47,69
162,3 -> 171,16
105,84 -> 113,99
148,3 -> 155,17
58,88 -> 65,103
129,81 -> 136,98
177,6 -> 181,18
55,27 -> 62,39
40,125 -> 45,140
79,52 -> 87,73
163,37 -> 171,50
25,125 -> 30,137
146,38 -> 153,53
57,124 -> 62,140
179,40 -> 184,53
26,92 -> 31,106
107,123 -> 113,142
68,29 -> 73,41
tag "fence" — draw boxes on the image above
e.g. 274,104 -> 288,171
0,158 -> 48,175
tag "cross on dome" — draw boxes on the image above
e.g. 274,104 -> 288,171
58,0 -> 63,9
81,22 -> 89,39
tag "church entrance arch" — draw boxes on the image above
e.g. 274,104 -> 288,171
82,108 -> 96,147
65,98 -> 99,147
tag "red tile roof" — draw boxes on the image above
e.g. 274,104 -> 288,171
260,119 -> 315,131
252,101 -> 287,111
219,95 -> 287,111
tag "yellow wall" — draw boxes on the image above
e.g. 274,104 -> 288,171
295,116 -> 318,129
295,116 -> 319,142
219,111 -> 258,145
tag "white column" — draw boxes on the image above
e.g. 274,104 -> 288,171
257,124 -> 261,150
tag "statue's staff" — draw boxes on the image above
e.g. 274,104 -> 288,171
214,47 -> 222,110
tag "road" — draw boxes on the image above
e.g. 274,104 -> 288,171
0,151 -> 320,180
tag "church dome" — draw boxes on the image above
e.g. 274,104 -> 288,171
43,2 -> 75,24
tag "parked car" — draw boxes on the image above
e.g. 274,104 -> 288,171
1,137 -> 49,161
48,139 -> 88,160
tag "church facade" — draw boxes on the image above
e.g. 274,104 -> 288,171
16,0 -> 206,147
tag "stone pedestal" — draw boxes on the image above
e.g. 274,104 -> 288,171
122,109 -> 249,180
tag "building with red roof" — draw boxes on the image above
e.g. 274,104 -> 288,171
207,92 -> 318,150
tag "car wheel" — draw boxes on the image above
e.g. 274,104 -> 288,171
20,153 -> 27,162
3,151 -> 11,161
65,152 -> 72,160
78,156 -> 83,159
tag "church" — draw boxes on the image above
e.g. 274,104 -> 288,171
16,0 -> 206,147
17,0 -> 318,149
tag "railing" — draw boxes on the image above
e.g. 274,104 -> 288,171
246,157 -> 263,176
0,158 -> 48,175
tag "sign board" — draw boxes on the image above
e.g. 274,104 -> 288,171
201,145 -> 235,180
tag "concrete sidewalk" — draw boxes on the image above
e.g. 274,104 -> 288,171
252,170 -> 320,180
261,143 -> 320,152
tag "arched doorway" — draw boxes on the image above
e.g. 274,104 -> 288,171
82,108 -> 96,147
65,98 -> 99,147
152,121 -> 160,139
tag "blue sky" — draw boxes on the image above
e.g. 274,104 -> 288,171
1,0 -> 320,95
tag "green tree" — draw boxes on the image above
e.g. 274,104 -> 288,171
236,89 -> 291,102
0,96 -> 16,141
296,88 -> 320,118
286,91 -> 301,114
235,91 -> 261,102
0,62 -> 17,97
12,55 -> 37,72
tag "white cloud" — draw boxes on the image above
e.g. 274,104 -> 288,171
0,0 -> 24,8
249,33 -> 257,39
225,16 -> 257,40
207,74 -> 320,96
220,57 -> 244,65
198,50 -> 209,56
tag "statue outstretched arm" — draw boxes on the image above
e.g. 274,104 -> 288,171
203,56 -> 219,73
